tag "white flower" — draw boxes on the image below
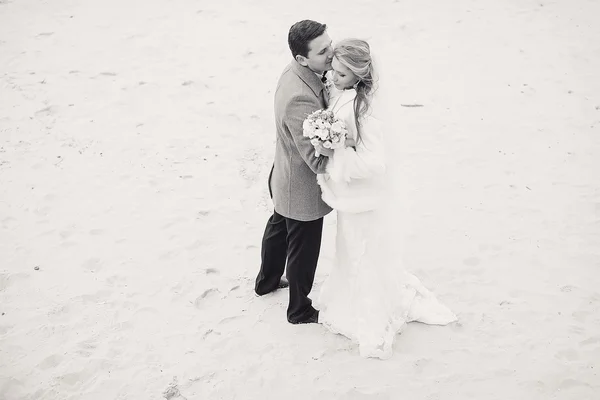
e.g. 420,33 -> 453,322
303,119 -> 311,133
310,138 -> 320,146
330,121 -> 343,134
323,140 -> 333,149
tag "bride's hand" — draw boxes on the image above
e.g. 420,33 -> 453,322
345,138 -> 357,149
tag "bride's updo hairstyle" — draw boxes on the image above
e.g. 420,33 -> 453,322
333,39 -> 376,143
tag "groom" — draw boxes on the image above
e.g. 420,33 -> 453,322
255,20 -> 334,324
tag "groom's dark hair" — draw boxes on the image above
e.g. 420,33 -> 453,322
288,20 -> 327,58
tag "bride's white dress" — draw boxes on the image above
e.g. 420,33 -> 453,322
317,87 -> 457,359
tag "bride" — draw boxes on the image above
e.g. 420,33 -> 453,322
313,39 -> 457,359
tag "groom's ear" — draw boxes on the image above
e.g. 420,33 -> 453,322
295,54 -> 309,67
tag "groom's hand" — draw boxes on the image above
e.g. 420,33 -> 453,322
314,143 -> 334,157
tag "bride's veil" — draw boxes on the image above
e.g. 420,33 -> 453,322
369,44 -> 408,259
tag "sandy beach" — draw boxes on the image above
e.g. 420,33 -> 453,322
1,0 -> 599,398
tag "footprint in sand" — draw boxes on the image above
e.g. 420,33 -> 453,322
580,336 -> 600,346
0,272 -> 29,292
58,359 -> 111,387
38,354 -> 64,370
227,285 -> 247,299
171,282 -> 185,293
568,324 -> 584,335
560,285 -> 576,293
413,357 -> 432,373
218,315 -> 242,326
34,105 -> 57,116
196,210 -> 211,218
75,339 -> 97,358
1,216 -> 16,227
163,376 -> 188,400
194,288 -> 219,309
201,329 -> 234,348
312,341 -> 353,360
202,328 -> 219,339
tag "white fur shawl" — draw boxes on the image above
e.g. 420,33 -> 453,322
317,89 -> 386,213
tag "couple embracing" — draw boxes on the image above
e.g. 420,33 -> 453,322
254,20 -> 457,360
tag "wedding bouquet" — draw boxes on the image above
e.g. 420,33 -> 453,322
302,109 -> 348,157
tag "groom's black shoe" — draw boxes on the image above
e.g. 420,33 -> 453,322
254,278 -> 289,297
290,310 -> 319,324
278,277 -> 289,289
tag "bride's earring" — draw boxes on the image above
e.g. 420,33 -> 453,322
353,80 -> 361,90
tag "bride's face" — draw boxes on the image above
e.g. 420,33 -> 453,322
332,57 -> 359,90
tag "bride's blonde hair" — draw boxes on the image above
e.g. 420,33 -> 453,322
333,39 -> 376,143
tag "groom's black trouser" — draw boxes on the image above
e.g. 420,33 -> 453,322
255,210 -> 323,324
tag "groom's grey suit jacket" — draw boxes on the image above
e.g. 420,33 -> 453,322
269,61 -> 333,221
